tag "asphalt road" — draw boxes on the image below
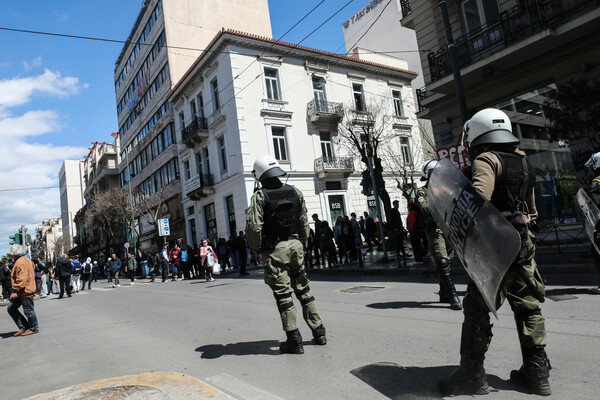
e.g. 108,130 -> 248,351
1,269 -> 599,400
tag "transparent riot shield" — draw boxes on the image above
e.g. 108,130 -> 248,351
428,158 -> 521,318
576,188 -> 600,255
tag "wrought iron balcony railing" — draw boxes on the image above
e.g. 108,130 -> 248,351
428,0 -> 598,82
307,99 -> 344,115
314,156 -> 355,173
400,0 -> 412,17
416,87 -> 428,112
181,115 -> 208,146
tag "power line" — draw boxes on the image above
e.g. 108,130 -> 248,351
345,0 -> 392,54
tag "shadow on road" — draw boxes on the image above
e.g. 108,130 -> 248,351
0,331 -> 18,339
366,301 -> 454,310
351,362 -> 518,399
195,340 -> 280,359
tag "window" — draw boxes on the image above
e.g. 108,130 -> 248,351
313,76 -> 326,110
204,203 -> 217,245
353,83 -> 365,111
190,100 -> 196,119
202,147 -> 211,176
272,127 -> 288,161
188,218 -> 197,246
218,136 -> 227,171
179,112 -> 185,129
183,160 -> 190,180
461,0 -> 500,33
197,94 -> 205,118
226,195 -> 236,237
320,131 -> 334,160
400,136 -> 412,165
264,68 -> 280,100
211,78 -> 220,112
392,90 -> 404,117
195,152 -> 203,176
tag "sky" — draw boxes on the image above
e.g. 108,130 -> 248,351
0,0 -> 376,255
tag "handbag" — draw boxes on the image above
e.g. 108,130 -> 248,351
212,262 -> 221,275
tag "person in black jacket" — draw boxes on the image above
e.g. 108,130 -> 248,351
1,260 -> 12,300
55,255 -> 73,299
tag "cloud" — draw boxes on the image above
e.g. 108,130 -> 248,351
23,56 -> 43,71
0,69 -> 84,109
54,10 -> 70,23
0,70 -> 88,255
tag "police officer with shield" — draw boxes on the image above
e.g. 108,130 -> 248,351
438,108 -> 551,396
416,160 -> 462,310
246,155 -> 327,354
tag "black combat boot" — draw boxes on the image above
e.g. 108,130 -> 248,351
279,329 -> 304,354
437,259 -> 462,310
510,347 -> 551,396
312,325 -> 327,345
438,355 -> 490,396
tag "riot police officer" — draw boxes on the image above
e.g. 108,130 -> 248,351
416,160 -> 462,310
438,108 -> 551,396
246,155 -> 327,354
585,152 -> 600,294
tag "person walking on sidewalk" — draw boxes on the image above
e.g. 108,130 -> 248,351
81,257 -> 93,290
126,253 -> 137,285
438,108 -> 550,396
406,202 -> 428,265
199,239 -> 218,282
416,160 -> 461,310
55,254 -> 72,299
246,155 -> 327,354
160,244 -> 170,282
6,244 -> 39,336
109,254 -> 122,288
234,231 -> 249,276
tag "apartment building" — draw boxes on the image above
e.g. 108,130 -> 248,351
58,160 -> 85,249
114,0 -> 271,250
168,29 -> 423,246
401,0 -> 600,224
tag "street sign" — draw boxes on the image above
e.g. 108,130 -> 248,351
158,218 -> 170,237
124,242 -> 130,248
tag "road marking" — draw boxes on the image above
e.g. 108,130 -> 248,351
206,373 -> 286,400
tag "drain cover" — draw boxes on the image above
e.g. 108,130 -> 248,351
340,286 -> 385,293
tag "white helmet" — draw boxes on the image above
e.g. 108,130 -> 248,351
462,108 -> 518,148
585,152 -> 600,170
421,159 -> 438,181
252,155 -> 286,182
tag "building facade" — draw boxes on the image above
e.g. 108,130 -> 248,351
168,30 -> 424,246
58,160 -> 85,249
402,0 -> 600,225
114,0 -> 272,251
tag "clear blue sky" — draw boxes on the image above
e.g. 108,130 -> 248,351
0,0 -> 363,255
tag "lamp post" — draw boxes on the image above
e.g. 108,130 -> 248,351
360,132 -> 388,261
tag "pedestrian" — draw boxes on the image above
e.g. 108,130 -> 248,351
217,238 -> 231,271
92,260 -> 99,282
350,213 -> 362,261
362,212 -> 379,252
6,245 -> 39,336
34,259 -> 43,297
104,257 -> 112,282
389,200 -> 407,265
234,231 -> 249,276
333,216 -> 345,264
81,257 -> 93,290
199,239 -> 218,282
169,244 -> 182,281
55,254 -> 72,299
126,253 -> 137,285
160,244 -> 170,282
416,160 -> 461,310
1,260 -> 12,301
191,244 -> 200,278
246,155 -> 326,354
317,220 -> 337,268
108,254 -> 122,288
147,252 -> 157,282
71,256 -> 82,293
406,202 -> 428,264
438,108 -> 551,396
311,214 -> 325,266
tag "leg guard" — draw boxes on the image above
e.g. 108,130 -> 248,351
510,346 -> 551,396
280,328 -> 304,354
437,258 -> 462,310
271,288 -> 297,332
312,324 -> 327,345
291,269 -> 323,331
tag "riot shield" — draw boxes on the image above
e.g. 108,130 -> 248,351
576,188 -> 600,255
428,158 -> 521,318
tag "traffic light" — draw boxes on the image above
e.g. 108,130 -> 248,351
9,232 -> 21,245
360,170 -> 372,196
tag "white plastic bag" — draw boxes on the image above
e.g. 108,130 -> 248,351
212,263 -> 221,275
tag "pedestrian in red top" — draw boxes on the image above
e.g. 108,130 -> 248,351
406,202 -> 428,264
199,239 -> 218,282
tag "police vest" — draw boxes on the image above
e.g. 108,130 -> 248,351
261,184 -> 301,243
490,151 -> 535,213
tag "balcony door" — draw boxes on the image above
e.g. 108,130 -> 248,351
313,76 -> 326,111
320,131 -> 334,163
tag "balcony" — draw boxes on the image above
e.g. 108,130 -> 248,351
185,174 -> 215,200
181,116 -> 208,148
307,99 -> 344,126
428,0 -> 599,82
400,0 -> 411,17
314,156 -> 354,178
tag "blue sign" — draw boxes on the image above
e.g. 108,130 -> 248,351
159,218 -> 170,237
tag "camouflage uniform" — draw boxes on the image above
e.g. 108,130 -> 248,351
246,182 -> 325,353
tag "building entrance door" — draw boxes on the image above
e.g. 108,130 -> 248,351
328,194 -> 346,225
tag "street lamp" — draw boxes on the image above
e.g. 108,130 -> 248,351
360,132 -> 388,261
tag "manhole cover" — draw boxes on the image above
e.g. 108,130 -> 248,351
340,286 -> 385,293
547,294 -> 578,301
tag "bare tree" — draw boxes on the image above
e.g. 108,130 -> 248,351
136,186 -> 167,232
54,233 -> 71,257
87,188 -> 128,255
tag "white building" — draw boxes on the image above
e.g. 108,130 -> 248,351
168,30 -> 424,246
58,160 -> 85,248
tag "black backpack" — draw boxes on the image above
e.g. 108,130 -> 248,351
83,262 -> 92,274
